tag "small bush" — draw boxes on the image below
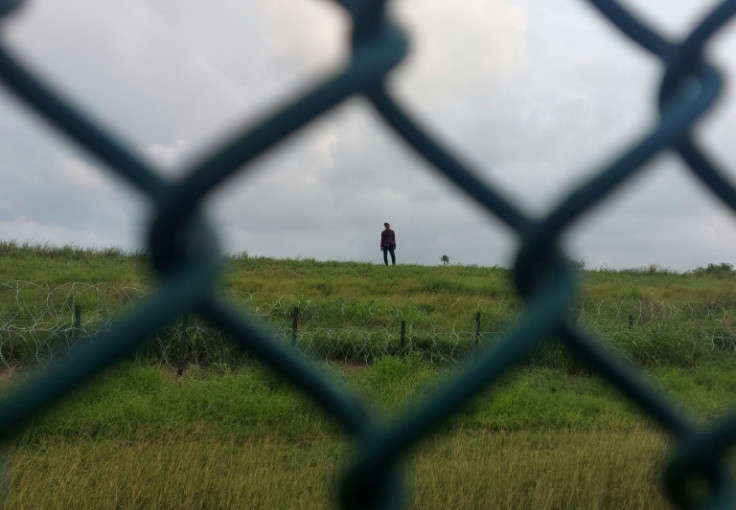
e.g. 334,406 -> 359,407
692,262 -> 735,278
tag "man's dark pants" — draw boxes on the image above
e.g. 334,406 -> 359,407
383,247 -> 395,266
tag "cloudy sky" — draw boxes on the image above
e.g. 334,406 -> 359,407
0,0 -> 735,271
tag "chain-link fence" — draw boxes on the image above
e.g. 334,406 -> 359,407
1,0 -> 736,507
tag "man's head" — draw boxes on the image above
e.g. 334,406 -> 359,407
384,222 -> 390,229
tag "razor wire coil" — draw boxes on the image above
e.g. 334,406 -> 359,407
1,281 -> 735,369
0,0 -> 735,507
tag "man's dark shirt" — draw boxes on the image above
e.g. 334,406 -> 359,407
381,229 -> 396,248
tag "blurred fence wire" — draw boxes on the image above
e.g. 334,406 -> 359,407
1,0 -> 736,507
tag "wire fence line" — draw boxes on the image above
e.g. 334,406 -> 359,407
1,0 -> 735,507
2,279 -> 736,369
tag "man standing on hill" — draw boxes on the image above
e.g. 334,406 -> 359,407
380,222 -> 396,266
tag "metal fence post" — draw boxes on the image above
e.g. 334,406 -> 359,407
475,311 -> 481,348
73,304 -> 82,339
292,306 -> 299,347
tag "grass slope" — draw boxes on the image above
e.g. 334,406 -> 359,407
2,243 -> 736,507
2,242 -> 736,367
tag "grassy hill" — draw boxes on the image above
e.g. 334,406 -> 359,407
2,242 -> 736,508
1,241 -> 735,368
0,242 -> 736,366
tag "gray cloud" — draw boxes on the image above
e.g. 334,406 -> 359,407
0,0 -> 734,271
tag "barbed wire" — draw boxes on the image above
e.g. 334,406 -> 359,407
0,0 -> 735,507
1,280 -> 734,370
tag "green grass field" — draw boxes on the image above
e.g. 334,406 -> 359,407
1,243 -> 736,508
3,361 -> 736,509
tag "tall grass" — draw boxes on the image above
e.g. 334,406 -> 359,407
3,428 -> 671,509
4,360 -> 736,509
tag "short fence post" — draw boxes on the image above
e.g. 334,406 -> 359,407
177,314 -> 188,377
475,312 -> 481,348
400,320 -> 406,353
292,307 -> 299,347
73,304 -> 82,339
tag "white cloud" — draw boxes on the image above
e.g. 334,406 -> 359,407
57,157 -> 107,190
0,216 -> 119,249
144,140 -> 190,175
